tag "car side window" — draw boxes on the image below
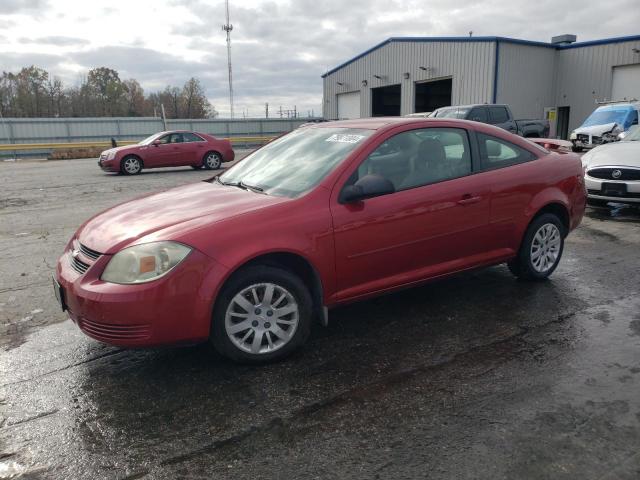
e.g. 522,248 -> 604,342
469,107 -> 488,123
183,132 -> 204,142
157,134 -> 172,144
477,133 -> 536,170
350,128 -> 472,194
488,107 -> 509,124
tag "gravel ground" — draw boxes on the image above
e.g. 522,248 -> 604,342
0,156 -> 639,479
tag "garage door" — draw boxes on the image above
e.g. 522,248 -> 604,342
612,64 -> 640,101
337,92 -> 360,119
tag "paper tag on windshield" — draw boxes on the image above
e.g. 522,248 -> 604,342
325,134 -> 365,144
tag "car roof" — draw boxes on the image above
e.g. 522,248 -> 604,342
434,104 -> 507,110
311,117 -> 487,131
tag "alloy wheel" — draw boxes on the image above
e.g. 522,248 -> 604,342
205,153 -> 222,169
530,223 -> 561,273
224,283 -> 299,354
123,157 -> 141,174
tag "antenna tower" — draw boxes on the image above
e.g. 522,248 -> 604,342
222,0 -> 234,118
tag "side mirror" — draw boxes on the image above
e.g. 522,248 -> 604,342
152,140 -> 161,146
339,174 -> 395,203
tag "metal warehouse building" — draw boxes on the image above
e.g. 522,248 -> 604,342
322,34 -> 640,138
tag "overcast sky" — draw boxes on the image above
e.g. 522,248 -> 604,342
1,0 -> 638,117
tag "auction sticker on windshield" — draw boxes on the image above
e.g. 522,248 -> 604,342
325,134 -> 366,144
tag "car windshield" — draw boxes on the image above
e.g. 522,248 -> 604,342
582,108 -> 630,127
138,132 -> 164,145
433,107 -> 470,119
218,127 -> 373,198
623,125 -> 640,141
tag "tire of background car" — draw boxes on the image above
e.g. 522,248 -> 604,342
507,213 -> 565,281
587,198 -> 609,208
210,265 -> 313,363
203,151 -> 222,170
121,155 -> 142,175
571,145 -> 583,152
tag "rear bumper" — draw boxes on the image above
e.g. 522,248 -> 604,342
55,246 -> 229,347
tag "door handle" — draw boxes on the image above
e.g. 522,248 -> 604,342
457,194 -> 482,205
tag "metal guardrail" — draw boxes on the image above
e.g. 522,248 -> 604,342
0,136 -> 277,152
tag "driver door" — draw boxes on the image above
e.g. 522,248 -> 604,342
330,126 -> 491,301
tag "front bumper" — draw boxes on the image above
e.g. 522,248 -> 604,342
98,157 -> 119,172
55,243 -> 228,347
585,175 -> 640,204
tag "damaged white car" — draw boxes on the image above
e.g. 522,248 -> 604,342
570,102 -> 639,152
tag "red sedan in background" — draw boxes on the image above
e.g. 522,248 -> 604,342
98,130 -> 235,174
57,118 -> 586,363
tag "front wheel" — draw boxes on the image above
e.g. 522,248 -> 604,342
571,144 -> 583,153
211,266 -> 312,363
203,151 -> 222,170
508,214 -> 565,281
121,156 -> 142,175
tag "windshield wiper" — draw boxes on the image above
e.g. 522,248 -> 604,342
215,176 -> 266,194
240,181 -> 266,194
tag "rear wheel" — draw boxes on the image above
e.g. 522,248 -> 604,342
203,151 -> 222,170
508,213 -> 565,281
121,156 -> 142,175
211,266 -> 312,363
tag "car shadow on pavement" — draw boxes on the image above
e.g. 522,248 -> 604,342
69,265 -> 583,473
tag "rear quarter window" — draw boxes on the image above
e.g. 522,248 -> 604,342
478,133 -> 537,170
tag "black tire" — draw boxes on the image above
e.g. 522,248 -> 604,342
587,198 -> 609,208
571,145 -> 583,153
203,151 -> 222,170
210,266 -> 313,363
121,155 -> 142,175
507,213 -> 565,281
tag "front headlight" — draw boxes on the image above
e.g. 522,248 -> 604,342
569,132 -> 577,140
101,241 -> 192,284
107,151 -> 116,160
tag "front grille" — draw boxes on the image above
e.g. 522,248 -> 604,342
577,134 -> 602,144
587,167 -> 640,181
79,318 -> 151,341
79,243 -> 102,260
70,254 -> 90,274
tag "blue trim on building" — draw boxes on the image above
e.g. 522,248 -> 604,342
492,40 -> 500,103
321,34 -> 640,78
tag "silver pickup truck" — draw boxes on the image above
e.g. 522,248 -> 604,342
430,104 -> 550,138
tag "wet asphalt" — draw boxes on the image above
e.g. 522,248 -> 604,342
0,157 -> 639,479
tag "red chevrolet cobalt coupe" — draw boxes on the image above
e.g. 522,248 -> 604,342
55,118 -> 586,363
98,130 -> 235,174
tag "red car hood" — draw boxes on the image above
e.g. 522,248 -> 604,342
78,181 -> 287,254
102,144 -> 142,156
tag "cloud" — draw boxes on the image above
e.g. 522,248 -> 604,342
0,0 -> 48,13
2,0 -> 639,116
18,36 -> 89,46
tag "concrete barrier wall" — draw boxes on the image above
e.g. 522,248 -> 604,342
0,117 -> 321,158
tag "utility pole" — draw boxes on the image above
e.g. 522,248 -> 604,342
222,0 -> 234,118
160,104 -> 168,131
265,102 -> 269,118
